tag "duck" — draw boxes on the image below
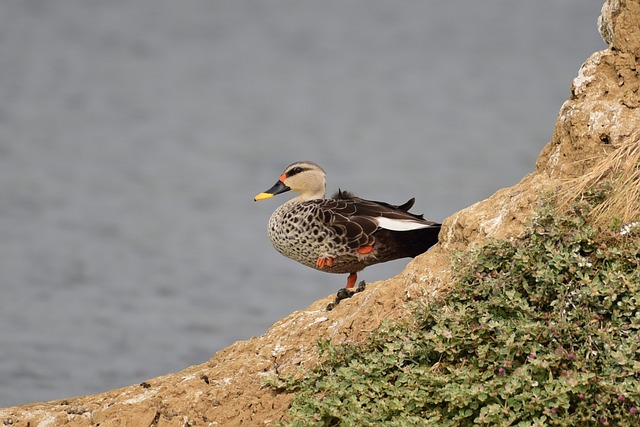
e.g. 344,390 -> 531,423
254,161 -> 441,290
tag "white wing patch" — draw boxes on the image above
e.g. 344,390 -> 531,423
375,217 -> 433,231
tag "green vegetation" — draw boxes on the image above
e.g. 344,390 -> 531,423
272,194 -> 640,426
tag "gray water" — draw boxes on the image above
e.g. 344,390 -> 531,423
0,0 -> 605,407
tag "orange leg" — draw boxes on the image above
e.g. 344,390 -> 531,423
316,256 -> 334,269
346,273 -> 357,289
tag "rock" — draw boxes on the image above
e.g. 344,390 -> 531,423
1,0 -> 638,425
599,0 -> 640,56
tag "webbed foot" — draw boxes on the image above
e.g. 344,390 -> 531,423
326,281 -> 367,311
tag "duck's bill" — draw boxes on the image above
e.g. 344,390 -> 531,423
254,180 -> 290,201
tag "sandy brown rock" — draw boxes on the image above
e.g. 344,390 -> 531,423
599,0 -> 640,56
1,0 -> 638,425
536,49 -> 640,180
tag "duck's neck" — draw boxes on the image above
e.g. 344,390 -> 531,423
285,191 -> 325,206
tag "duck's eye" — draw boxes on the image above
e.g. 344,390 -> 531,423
288,167 -> 304,176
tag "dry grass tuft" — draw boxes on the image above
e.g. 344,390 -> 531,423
560,131 -> 640,228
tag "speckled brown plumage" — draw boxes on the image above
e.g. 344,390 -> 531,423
254,161 -> 441,288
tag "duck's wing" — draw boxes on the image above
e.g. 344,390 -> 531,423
311,193 -> 439,250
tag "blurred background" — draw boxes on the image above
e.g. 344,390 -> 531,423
0,0 -> 605,406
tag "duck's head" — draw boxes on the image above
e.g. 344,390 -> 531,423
254,161 -> 326,202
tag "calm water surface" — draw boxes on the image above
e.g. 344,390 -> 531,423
0,0 -> 604,406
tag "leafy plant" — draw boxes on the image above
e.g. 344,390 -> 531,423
273,197 -> 640,426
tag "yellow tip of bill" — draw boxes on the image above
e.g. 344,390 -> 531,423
254,192 -> 274,201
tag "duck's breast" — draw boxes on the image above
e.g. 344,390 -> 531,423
267,201 -> 362,272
